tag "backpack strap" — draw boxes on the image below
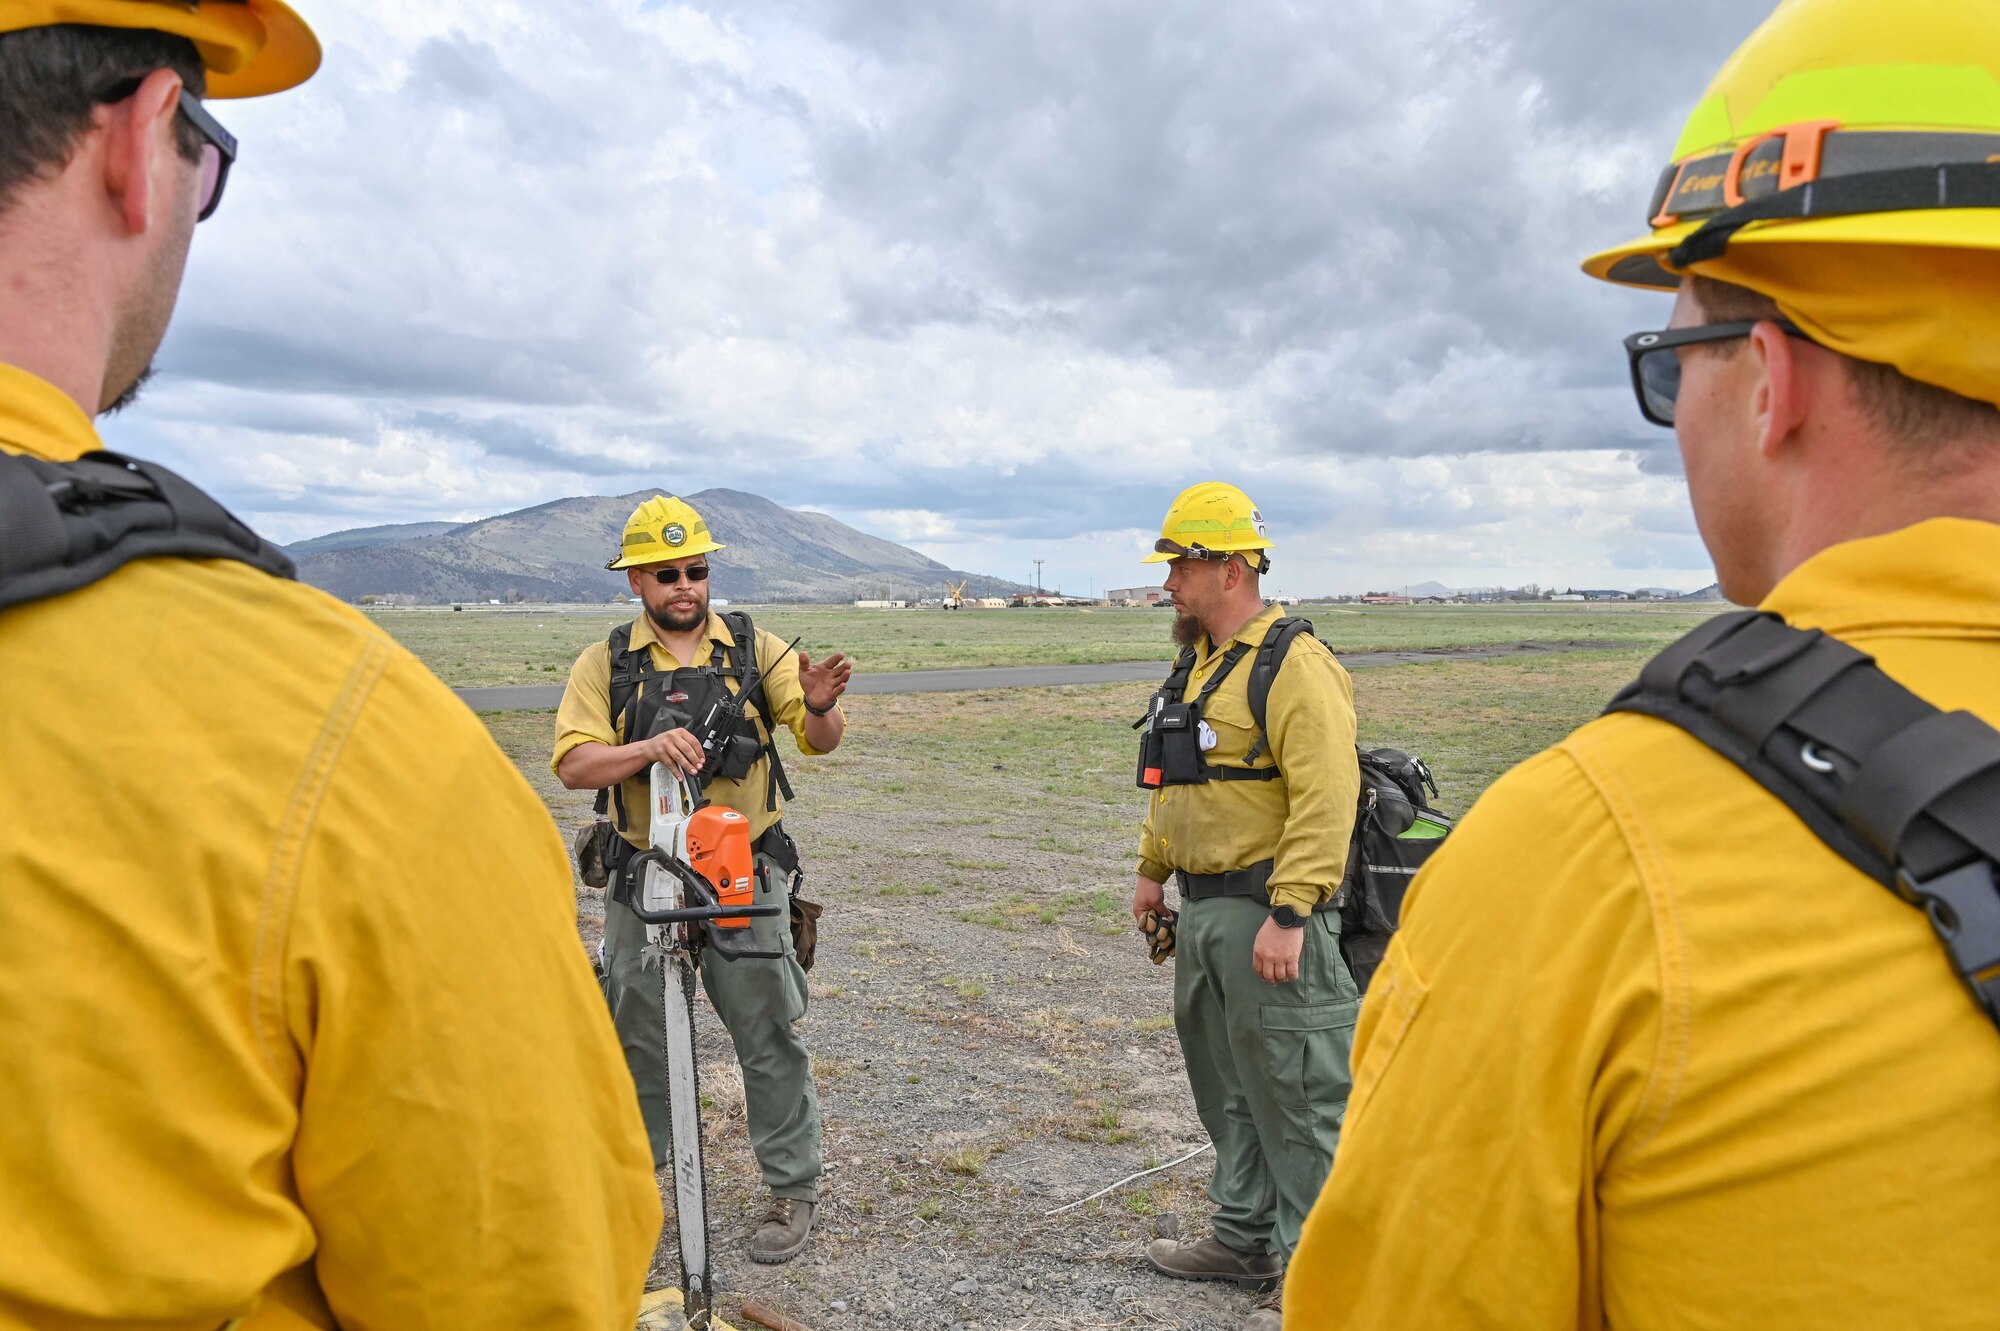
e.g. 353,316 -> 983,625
1607,610 -> 2000,1030
722,608 -> 794,812
1196,639 -> 1284,782
1243,616 -> 1314,766
0,450 -> 293,613
598,619 -> 654,829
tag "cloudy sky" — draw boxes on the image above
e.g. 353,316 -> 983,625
107,0 -> 1769,596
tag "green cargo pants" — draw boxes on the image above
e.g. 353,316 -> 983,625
1174,895 -> 1358,1260
603,849 -> 822,1202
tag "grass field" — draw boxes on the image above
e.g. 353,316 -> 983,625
377,600 -> 1724,687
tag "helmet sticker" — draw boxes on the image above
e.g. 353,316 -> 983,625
1252,508 -> 1268,538
664,523 -> 687,547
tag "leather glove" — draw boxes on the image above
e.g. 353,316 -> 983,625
1139,907 -> 1179,964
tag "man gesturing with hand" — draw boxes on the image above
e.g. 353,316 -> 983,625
555,494 -> 848,1265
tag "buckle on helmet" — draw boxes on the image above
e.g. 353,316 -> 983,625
1651,119 -> 1840,229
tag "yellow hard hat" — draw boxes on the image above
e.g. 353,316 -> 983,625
0,1 -> 321,98
1142,482 -> 1272,572
1581,0 -> 2000,403
608,496 -> 726,570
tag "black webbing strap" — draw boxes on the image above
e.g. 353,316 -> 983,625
1195,641 -> 1281,783
1670,161 -> 2000,269
597,619 -> 653,830
1608,610 -> 2000,1030
1244,616 -> 1313,765
1179,860 -> 1274,901
0,449 -> 293,613
722,609 -> 793,812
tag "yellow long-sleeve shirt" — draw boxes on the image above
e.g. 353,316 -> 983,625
1139,602 -> 1360,915
552,610 -> 826,847
1287,518 -> 2000,1330
0,364 -> 661,1330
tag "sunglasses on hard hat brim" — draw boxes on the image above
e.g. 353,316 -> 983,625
1624,319 -> 1812,428
1154,539 -> 1271,574
96,77 -> 237,223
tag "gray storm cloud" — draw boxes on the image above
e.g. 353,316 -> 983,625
107,0 -> 1766,588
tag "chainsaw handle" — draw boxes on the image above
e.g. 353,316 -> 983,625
620,850 -> 783,926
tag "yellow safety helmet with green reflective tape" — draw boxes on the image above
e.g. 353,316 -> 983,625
0,1 -> 321,98
609,495 -> 726,570
1143,482 -> 1272,573
1582,0 -> 2000,406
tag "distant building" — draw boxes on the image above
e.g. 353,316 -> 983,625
853,599 -> 910,609
1107,585 -> 1168,605
1581,589 -> 1631,602
1361,594 -> 1414,606
976,598 -> 1008,609
1551,593 -> 1586,602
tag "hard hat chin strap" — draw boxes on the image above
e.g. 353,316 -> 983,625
1671,160 -> 2000,270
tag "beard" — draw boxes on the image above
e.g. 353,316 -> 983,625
647,596 -> 708,635
100,207 -> 194,417
1172,611 -> 1203,648
100,362 -> 157,416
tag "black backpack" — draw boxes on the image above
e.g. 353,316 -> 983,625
1244,618 -> 1455,991
1609,610 -> 2000,1032
0,449 -> 293,611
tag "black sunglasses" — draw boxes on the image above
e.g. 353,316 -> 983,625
96,77 -> 237,223
647,564 -> 711,585
1624,319 -> 1812,427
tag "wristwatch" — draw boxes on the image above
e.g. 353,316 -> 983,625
1270,904 -> 1307,929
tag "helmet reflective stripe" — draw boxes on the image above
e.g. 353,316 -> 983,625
1142,481 -> 1274,567
609,495 -> 726,569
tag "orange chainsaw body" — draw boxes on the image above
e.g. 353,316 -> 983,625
686,805 -> 755,929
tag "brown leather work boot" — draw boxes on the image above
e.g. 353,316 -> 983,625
748,1196 -> 816,1264
1143,1235 -> 1281,1291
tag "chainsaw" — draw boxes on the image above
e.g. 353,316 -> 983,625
616,759 -> 784,1325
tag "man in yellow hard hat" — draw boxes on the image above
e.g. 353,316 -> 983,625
1130,483 -> 1360,1331
0,5 -> 660,1326
1288,1 -> 2000,1325
555,493 -> 853,1263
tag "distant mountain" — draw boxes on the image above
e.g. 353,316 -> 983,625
287,521 -> 464,554
291,488 -> 1028,604
1398,581 -> 1455,598
1677,583 -> 1728,602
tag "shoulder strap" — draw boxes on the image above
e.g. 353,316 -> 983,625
1608,610 -> 2000,1031
1196,640 -> 1285,782
722,608 -> 794,811
599,620 -> 644,825
1244,616 -> 1313,764
604,620 -> 644,737
0,450 -> 292,613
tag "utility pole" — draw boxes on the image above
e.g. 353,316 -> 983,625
1034,560 -> 1044,596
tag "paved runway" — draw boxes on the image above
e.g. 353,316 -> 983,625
452,641 -> 1617,712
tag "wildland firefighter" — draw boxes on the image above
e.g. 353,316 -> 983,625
556,494 -> 851,1263
0,4 -> 660,1327
1289,1 -> 2000,1326
1131,483 -> 1361,1331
